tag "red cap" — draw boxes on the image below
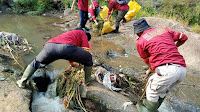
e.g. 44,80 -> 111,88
93,1 -> 98,7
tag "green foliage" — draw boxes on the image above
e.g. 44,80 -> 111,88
135,0 -> 200,33
191,24 -> 200,34
61,0 -> 73,8
12,0 -> 52,14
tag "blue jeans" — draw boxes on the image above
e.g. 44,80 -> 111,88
79,10 -> 88,28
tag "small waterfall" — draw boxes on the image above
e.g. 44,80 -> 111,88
30,69 -> 68,112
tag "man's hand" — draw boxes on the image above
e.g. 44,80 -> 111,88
146,68 -> 154,76
94,20 -> 98,25
70,62 -> 80,67
104,18 -> 108,22
71,8 -> 74,12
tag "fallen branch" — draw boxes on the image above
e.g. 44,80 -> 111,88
179,83 -> 195,87
5,40 -> 24,70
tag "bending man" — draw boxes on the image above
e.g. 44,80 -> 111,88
133,18 -> 188,112
105,0 -> 129,33
17,28 -> 93,88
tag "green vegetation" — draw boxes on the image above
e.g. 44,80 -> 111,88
134,0 -> 200,33
56,66 -> 86,110
10,0 -> 51,14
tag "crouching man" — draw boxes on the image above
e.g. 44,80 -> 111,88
133,18 -> 188,112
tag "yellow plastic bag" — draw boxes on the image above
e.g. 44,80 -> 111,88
100,6 -> 113,24
101,21 -> 115,35
125,1 -> 141,21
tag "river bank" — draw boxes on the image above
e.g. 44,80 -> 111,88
0,12 -> 200,112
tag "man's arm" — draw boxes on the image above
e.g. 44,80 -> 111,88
71,0 -> 76,12
105,9 -> 113,21
90,0 -> 95,9
167,28 -> 188,47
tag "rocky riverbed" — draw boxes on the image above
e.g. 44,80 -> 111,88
0,12 -> 200,112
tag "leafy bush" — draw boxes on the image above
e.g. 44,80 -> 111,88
12,0 -> 51,14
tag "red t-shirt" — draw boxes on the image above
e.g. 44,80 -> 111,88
45,30 -> 89,48
78,0 -> 89,11
137,28 -> 188,70
88,5 -> 102,21
88,5 -> 96,20
108,1 -> 129,16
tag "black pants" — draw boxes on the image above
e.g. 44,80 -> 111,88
30,43 -> 93,69
116,8 -> 129,28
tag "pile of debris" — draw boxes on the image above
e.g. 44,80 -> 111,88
0,31 -> 33,69
56,66 -> 87,111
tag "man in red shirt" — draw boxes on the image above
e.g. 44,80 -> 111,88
17,28 -> 93,89
133,18 -> 188,112
71,0 -> 94,31
105,0 -> 129,33
88,1 -> 103,25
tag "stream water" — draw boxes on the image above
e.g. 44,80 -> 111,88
0,14 -> 199,112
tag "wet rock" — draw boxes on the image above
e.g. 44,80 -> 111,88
0,0 -> 13,12
64,8 -> 72,17
86,81 -> 138,112
107,50 -> 122,58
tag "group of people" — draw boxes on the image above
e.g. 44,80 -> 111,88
71,0 -> 129,33
17,0 -> 188,112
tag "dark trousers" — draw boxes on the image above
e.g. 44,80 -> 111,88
116,8 -> 129,28
79,10 -> 88,28
30,43 -> 93,69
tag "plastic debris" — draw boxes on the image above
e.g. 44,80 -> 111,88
0,77 -> 6,81
122,101 -> 133,110
95,66 -> 129,91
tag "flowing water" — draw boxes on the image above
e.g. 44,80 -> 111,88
0,14 -> 199,112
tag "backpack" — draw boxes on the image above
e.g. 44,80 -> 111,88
114,0 -> 128,5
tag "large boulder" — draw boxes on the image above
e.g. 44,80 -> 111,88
0,0 -> 13,12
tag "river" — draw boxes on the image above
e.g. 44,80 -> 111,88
0,13 -> 199,112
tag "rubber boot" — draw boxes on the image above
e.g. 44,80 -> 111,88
143,97 -> 165,111
136,102 -> 151,112
79,66 -> 94,98
136,97 -> 164,112
84,66 -> 94,84
115,26 -> 119,33
17,65 -> 36,88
